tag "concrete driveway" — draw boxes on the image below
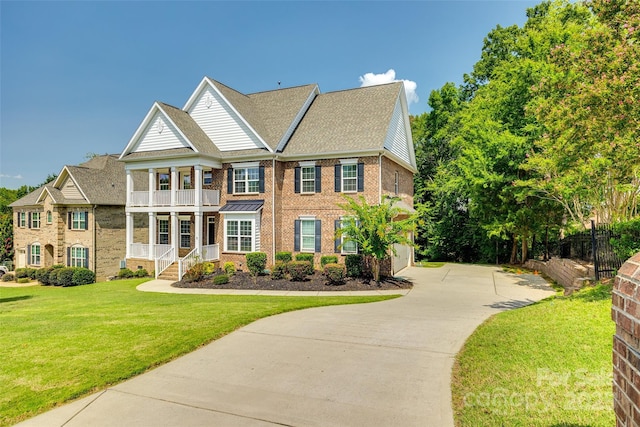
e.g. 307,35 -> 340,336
18,264 -> 555,427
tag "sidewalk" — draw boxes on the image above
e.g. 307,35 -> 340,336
17,264 -> 555,427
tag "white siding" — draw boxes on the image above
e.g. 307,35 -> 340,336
134,113 -> 190,153
188,87 -> 264,152
61,178 -> 83,199
383,98 -> 411,165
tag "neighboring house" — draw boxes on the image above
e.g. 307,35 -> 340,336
10,155 -> 146,281
119,77 -> 416,280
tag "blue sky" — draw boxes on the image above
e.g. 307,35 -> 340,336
0,0 -> 538,188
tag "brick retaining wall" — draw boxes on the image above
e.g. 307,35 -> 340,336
524,257 -> 594,293
612,252 -> 640,427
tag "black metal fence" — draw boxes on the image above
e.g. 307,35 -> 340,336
558,221 -> 624,280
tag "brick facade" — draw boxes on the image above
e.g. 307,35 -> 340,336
612,252 -> 640,427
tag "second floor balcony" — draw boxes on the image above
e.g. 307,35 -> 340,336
129,189 -> 220,207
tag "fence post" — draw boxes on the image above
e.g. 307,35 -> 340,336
591,220 -> 600,281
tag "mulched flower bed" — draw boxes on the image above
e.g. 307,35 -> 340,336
172,271 -> 413,292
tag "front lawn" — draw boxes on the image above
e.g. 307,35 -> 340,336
452,284 -> 614,426
0,279 -> 397,426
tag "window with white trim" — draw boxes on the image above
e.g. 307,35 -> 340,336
203,171 -> 213,185
19,212 -> 26,228
70,246 -> 87,267
182,173 -> 192,190
234,167 -> 260,194
180,220 -> 191,248
301,219 -> 316,252
31,243 -> 41,266
158,219 -> 169,245
71,211 -> 86,230
301,166 -> 316,193
225,219 -> 253,252
159,173 -> 170,190
342,164 -> 358,192
340,218 -> 358,254
31,212 -> 41,229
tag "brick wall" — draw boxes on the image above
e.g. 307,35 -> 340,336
612,252 -> 640,427
524,258 -> 594,293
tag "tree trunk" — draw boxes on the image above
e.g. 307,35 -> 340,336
372,257 -> 381,282
521,235 -> 528,264
510,235 -> 518,264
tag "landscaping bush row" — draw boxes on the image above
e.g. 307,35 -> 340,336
37,265 -> 96,287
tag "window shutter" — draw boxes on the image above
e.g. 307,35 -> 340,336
315,220 -> 322,253
259,166 -> 265,193
68,212 -> 72,229
294,220 -> 301,252
227,168 -> 233,194
315,166 -> 322,193
27,245 -> 31,265
334,164 -> 341,192
84,211 -> 89,230
28,212 -> 32,229
334,220 -> 341,253
294,167 -> 301,194
84,247 -> 89,268
357,163 -> 364,192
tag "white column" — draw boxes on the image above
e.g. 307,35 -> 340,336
195,212 -> 203,255
148,212 -> 156,260
171,167 -> 177,207
171,212 -> 179,261
194,166 -> 202,207
148,168 -> 155,207
125,212 -> 133,258
126,170 -> 132,206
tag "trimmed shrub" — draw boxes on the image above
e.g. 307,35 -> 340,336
320,255 -> 338,268
345,254 -> 363,278
203,262 -> 216,275
288,261 -> 310,281
275,251 -> 292,263
246,252 -> 267,276
2,273 -> 14,282
118,268 -> 134,279
213,274 -> 229,285
17,277 -> 30,284
58,268 -> 76,287
271,261 -> 288,280
36,267 -> 52,285
15,268 -> 29,279
223,262 -> 236,276
134,268 -> 148,278
72,268 -> 95,286
183,263 -> 205,283
295,253 -> 315,275
324,263 -> 346,285
47,265 -> 64,286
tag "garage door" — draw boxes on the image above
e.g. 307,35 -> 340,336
393,243 -> 410,274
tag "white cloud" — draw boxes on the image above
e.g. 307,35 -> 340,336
0,173 -> 23,179
358,69 -> 419,105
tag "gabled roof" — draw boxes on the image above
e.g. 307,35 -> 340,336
283,82 -> 403,157
10,155 -> 141,208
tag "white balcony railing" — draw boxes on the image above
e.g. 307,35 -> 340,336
128,189 -> 220,207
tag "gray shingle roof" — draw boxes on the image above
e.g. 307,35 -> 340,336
10,155 -> 145,208
282,82 -> 402,157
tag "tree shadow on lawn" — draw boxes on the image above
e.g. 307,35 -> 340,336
484,299 -> 537,310
0,295 -> 33,304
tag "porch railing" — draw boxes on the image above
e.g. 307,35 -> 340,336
202,244 -> 219,261
130,243 -> 172,259
128,189 -> 220,207
179,248 -> 199,280
155,247 -> 175,279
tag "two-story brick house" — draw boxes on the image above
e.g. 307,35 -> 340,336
10,155 -> 147,281
119,77 -> 416,280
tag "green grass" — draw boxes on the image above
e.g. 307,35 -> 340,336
416,261 -> 446,268
0,279 -> 397,426
452,284 -> 614,426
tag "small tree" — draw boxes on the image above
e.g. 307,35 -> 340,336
336,195 -> 415,282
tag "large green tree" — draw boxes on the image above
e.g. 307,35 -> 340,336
336,195 -> 415,282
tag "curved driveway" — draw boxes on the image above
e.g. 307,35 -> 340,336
18,264 -> 555,427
